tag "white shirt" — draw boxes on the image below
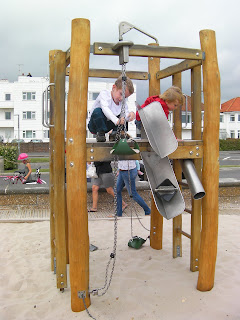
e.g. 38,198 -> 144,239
118,160 -> 136,171
89,90 -> 130,125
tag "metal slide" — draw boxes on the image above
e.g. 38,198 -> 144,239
139,101 -> 185,219
138,101 -> 178,158
141,152 -> 185,219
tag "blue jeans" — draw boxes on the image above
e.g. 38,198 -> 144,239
88,108 -> 117,134
117,167 -> 151,217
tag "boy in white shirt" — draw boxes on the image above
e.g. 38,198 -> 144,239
88,77 -> 135,142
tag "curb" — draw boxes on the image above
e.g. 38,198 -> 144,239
0,179 -> 240,195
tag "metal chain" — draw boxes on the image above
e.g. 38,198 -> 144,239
89,156 -> 118,297
88,63 -> 128,300
82,61 -> 150,320
116,63 -> 127,140
82,296 -> 97,320
128,163 -> 150,238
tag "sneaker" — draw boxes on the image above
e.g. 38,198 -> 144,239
96,132 -> 106,142
109,131 -> 117,141
121,131 -> 131,139
109,131 -> 131,141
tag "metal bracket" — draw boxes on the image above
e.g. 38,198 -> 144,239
118,21 -> 158,44
176,245 -> 181,257
42,83 -> 55,128
53,257 -> 56,274
78,290 -> 87,299
112,41 -> 133,65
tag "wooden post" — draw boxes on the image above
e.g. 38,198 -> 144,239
53,50 -> 67,289
148,43 -> 163,250
66,18 -> 91,311
197,30 -> 220,291
190,65 -> 202,271
49,50 -> 56,272
172,73 -> 182,258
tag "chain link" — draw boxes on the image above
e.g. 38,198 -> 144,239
82,296 -> 97,320
89,156 -> 119,297
83,61 -> 150,320
88,65 -> 129,300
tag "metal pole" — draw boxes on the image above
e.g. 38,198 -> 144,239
17,115 -> 20,154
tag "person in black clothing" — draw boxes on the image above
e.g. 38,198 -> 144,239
88,161 -> 127,212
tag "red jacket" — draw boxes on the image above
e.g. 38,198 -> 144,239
136,96 -> 169,121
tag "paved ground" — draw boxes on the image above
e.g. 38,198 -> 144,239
0,187 -> 239,222
0,151 -> 239,221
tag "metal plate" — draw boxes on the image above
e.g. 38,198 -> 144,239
141,151 -> 185,220
138,101 -> 178,158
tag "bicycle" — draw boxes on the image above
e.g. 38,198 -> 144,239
0,167 -> 47,185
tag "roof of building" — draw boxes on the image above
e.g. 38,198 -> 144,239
221,97 -> 240,112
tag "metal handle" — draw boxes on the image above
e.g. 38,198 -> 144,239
42,83 -> 55,128
183,94 -> 188,128
119,21 -> 158,44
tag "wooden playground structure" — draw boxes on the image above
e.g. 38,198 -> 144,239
48,18 -> 220,312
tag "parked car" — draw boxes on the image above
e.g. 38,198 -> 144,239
30,139 -> 43,143
11,139 -> 25,143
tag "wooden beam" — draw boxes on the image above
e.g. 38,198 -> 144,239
66,67 -> 148,80
66,47 -> 70,66
147,43 -> 163,251
197,29 -> 220,292
86,140 -> 203,161
172,73 -> 183,259
94,42 -> 204,60
190,65 -> 202,272
52,50 -> 68,290
66,18 -> 91,312
49,50 -> 56,273
156,59 -> 202,80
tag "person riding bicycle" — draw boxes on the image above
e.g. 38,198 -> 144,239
18,153 -> 32,183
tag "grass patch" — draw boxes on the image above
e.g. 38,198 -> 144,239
38,168 -> 49,172
29,158 -> 49,163
3,168 -> 49,173
220,165 -> 240,168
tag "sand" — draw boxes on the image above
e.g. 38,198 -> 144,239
0,214 -> 240,320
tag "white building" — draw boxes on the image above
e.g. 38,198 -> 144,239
0,76 -> 49,142
0,79 -> 15,141
0,76 -> 137,142
220,97 -> 240,139
1,76 -> 238,142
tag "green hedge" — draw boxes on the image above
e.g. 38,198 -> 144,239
0,145 -> 18,170
219,139 -> 240,151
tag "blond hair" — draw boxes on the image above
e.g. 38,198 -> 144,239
160,86 -> 184,106
115,76 -> 134,95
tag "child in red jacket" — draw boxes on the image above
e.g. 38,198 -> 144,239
135,86 -> 184,130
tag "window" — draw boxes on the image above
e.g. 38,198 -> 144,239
23,130 -> 36,139
230,130 -> 235,138
238,114 -> 240,122
220,114 -> 224,122
230,115 -> 235,122
23,111 -> 36,120
181,113 -> 191,124
22,92 -> 36,100
44,130 -> 49,138
238,131 -> 240,139
5,93 -> 11,100
89,92 -> 100,100
5,112 -> 11,120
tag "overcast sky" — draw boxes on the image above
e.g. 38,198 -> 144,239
1,0 -> 239,104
